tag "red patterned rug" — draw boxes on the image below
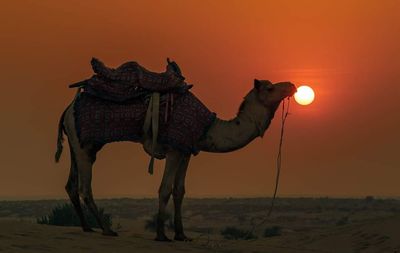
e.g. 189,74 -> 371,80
74,91 -> 216,155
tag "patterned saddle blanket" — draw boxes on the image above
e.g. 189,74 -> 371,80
71,58 -> 192,102
74,91 -> 216,155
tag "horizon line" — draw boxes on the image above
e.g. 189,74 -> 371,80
1,194 -> 399,201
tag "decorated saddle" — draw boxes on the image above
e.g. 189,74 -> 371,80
70,58 -> 192,102
72,58 -> 216,173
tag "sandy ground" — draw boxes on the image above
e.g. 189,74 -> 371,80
1,216 -> 399,253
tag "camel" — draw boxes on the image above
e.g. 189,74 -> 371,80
55,79 -> 296,241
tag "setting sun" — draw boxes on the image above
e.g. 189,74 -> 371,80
294,85 -> 315,105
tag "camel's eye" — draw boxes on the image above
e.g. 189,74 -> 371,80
266,86 -> 274,91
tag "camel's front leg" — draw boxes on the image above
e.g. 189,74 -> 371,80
155,150 -> 183,241
173,154 -> 191,241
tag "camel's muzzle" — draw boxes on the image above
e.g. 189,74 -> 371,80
285,83 -> 297,97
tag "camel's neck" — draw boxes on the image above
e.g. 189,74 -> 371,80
198,92 -> 279,153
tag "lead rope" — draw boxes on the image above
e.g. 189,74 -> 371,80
268,97 -> 290,216
247,97 -> 291,237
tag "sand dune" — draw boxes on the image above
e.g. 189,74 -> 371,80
1,216 -> 399,253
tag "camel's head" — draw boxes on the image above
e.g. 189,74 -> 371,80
253,79 -> 297,107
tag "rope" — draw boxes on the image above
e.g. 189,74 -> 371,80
248,97 -> 291,235
268,97 -> 290,216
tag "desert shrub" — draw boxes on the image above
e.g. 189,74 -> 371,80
220,226 -> 257,240
336,216 -> 349,226
263,226 -> 282,237
37,203 -> 112,228
144,212 -> 174,232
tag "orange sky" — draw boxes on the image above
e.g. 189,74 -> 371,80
0,0 -> 399,199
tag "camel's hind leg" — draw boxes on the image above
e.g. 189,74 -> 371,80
63,105 -> 93,232
65,144 -> 93,232
74,145 -> 118,236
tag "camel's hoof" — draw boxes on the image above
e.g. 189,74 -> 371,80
102,230 -> 118,236
174,234 -> 192,242
83,228 -> 95,233
155,234 -> 172,242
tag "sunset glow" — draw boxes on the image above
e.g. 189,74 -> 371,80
0,0 -> 399,199
294,85 -> 315,105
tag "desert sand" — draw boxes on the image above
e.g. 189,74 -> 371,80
0,198 -> 399,253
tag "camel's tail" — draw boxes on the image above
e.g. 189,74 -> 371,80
55,108 -> 67,163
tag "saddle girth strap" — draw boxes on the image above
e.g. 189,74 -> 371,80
143,92 -> 160,175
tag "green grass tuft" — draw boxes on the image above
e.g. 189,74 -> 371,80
37,203 -> 112,228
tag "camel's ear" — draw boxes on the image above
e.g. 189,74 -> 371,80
254,79 -> 262,91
